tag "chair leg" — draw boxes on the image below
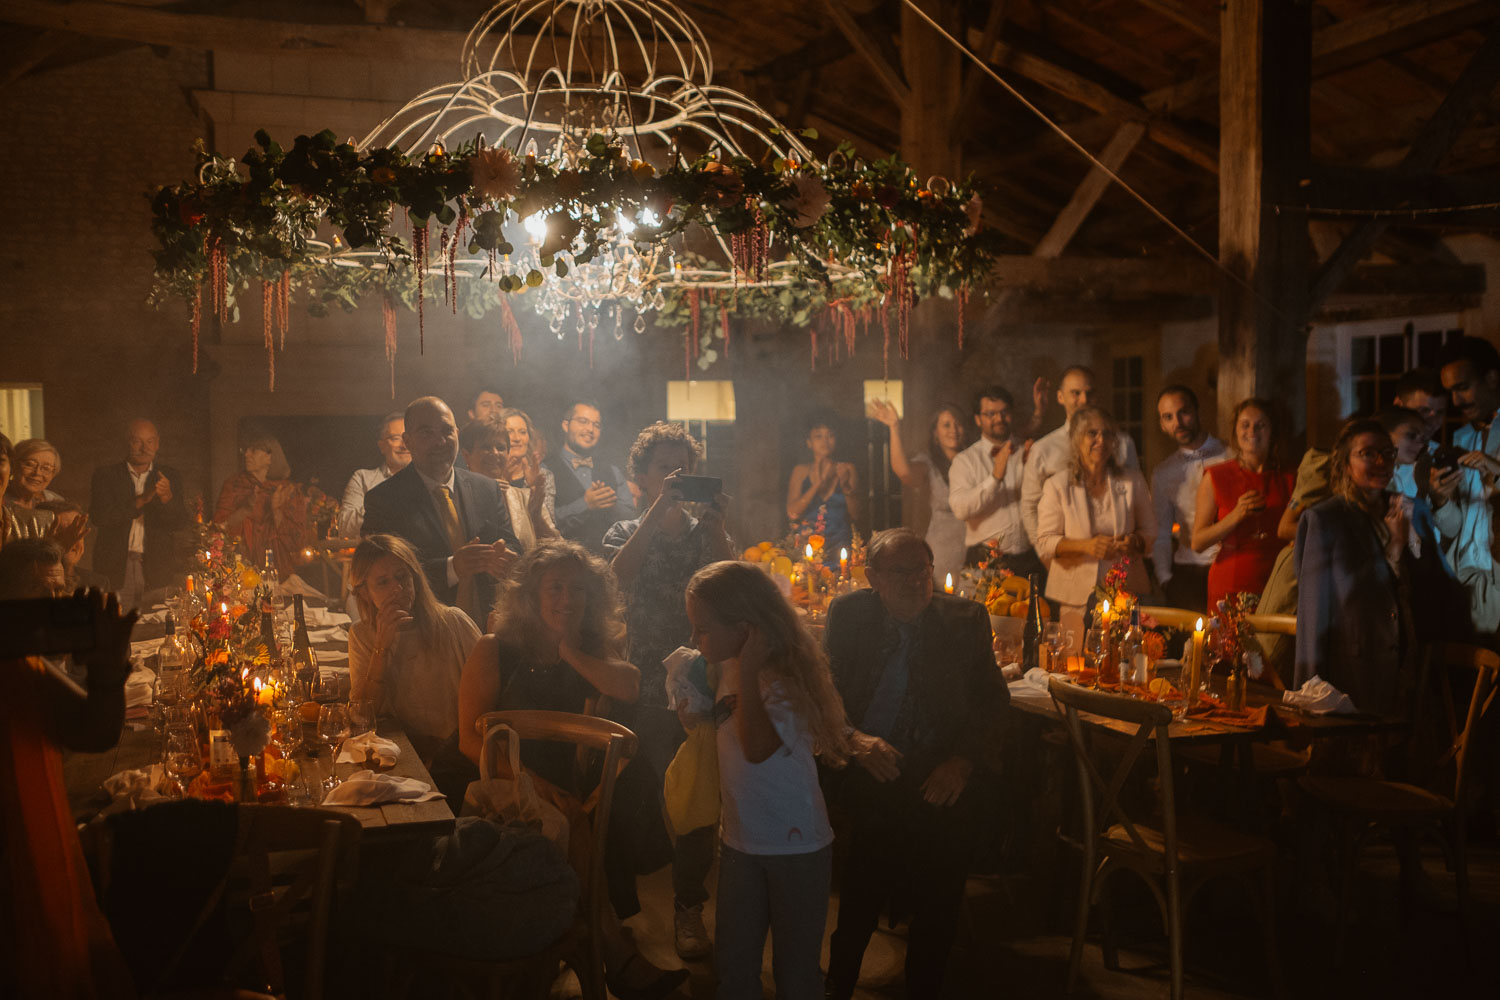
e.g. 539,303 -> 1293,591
1065,861 -> 1094,996
1257,866 -> 1286,1000
1332,819 -> 1361,966
1166,870 -> 1184,1000
1098,876 -> 1120,972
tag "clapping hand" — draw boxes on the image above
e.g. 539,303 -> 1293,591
1084,535 -> 1115,559
1233,489 -> 1266,522
153,473 -> 173,504
454,537 -> 514,579
584,479 -> 618,510
45,513 -> 90,553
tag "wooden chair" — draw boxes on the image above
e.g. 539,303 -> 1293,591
86,803 -> 361,1000
1297,641 -> 1500,963
1049,677 -> 1282,1000
394,710 -> 638,1000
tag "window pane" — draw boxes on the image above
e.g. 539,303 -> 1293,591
1129,356 -> 1143,384
1379,334 -> 1406,375
1356,380 -> 1375,416
1352,337 -> 1376,375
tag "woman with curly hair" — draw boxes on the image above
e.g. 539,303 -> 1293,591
456,540 -> 686,1000
685,559 -> 848,1000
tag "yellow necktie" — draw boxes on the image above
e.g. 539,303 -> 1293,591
435,485 -> 465,553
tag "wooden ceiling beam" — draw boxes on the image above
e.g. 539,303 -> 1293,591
1310,27 -> 1500,311
818,0 -> 910,106
966,27 -> 1219,173
1032,121 -> 1146,258
0,28 -> 74,89
1133,0 -> 1218,42
1,0 -> 474,62
1300,164 -> 1500,215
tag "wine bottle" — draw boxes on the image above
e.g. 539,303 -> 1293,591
263,546 -> 281,594
1021,573 -> 1043,672
1121,609 -> 1148,686
291,594 -> 320,699
157,613 -> 189,707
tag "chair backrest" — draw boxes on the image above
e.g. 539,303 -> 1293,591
476,710 -> 639,978
1137,605 -> 1200,631
1049,678 -> 1179,866
1429,643 -> 1500,807
1245,613 -> 1295,635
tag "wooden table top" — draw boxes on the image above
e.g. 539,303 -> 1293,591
1007,676 -> 1409,745
63,722 -> 456,843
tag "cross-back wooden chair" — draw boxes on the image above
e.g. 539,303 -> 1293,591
1297,641 -> 1500,963
86,803 -> 361,1000
1049,677 -> 1282,1000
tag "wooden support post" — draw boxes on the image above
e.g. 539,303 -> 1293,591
1217,0 -> 1311,438
900,0 -> 962,180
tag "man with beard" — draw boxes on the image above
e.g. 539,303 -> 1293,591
1150,385 -> 1225,611
1435,336 -> 1500,634
546,400 -> 635,553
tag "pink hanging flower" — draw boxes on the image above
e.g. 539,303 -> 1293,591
785,173 -> 831,228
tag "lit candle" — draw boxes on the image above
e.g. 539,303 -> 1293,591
840,547 -> 849,578
1101,598 -> 1111,626
1186,616 -> 1206,706
945,572 -> 954,594
805,543 -> 815,561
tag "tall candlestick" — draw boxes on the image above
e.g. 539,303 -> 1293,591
1186,616 -> 1205,709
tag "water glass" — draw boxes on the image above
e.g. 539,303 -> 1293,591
1044,623 -> 1066,671
163,724 -> 202,792
348,699 -> 375,735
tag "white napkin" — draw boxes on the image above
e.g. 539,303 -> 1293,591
124,667 -> 156,709
1021,666 -> 1053,690
101,765 -> 169,815
1283,675 -> 1357,715
304,605 -> 351,628
308,625 -> 349,644
130,639 -> 162,662
280,574 -> 326,599
136,608 -> 168,624
321,770 -> 442,805
337,730 -> 401,764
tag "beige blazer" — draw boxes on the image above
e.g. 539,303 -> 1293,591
1035,468 -> 1156,608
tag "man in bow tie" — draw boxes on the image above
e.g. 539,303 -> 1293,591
545,400 -> 636,553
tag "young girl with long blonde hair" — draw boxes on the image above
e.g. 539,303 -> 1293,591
684,560 -> 849,1000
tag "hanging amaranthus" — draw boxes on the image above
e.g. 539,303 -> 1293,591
497,295 -> 523,365
190,286 -> 201,374
382,294 -> 398,398
276,271 -> 291,349
720,306 -> 730,359
688,288 -> 702,354
443,207 -> 469,313
206,237 -> 228,323
411,219 -> 429,354
729,198 -> 769,284
886,246 -> 915,360
809,327 -> 817,372
261,280 -> 276,391
956,280 -> 969,350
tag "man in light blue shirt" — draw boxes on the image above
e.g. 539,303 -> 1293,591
1435,338 -> 1500,632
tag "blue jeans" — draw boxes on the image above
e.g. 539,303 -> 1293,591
715,844 -> 832,1000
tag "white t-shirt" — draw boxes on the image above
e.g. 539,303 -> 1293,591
714,666 -> 833,856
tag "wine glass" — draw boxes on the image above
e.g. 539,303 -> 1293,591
1044,623 -> 1066,671
163,724 -> 202,795
1083,628 -> 1106,685
348,699 -> 375,736
319,704 -> 350,753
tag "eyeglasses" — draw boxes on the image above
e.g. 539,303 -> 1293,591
1353,447 -> 1397,462
18,460 -> 57,475
568,417 -> 601,429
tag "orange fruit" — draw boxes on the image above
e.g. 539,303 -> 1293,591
808,533 -> 826,551
743,547 -> 763,562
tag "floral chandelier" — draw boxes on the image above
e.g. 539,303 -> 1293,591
148,1 -> 1003,390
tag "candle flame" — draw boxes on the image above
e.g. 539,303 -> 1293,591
253,677 -> 262,691
840,547 -> 848,561
945,572 -> 954,593
1196,616 -> 1204,631
805,544 -> 814,559
1102,599 -> 1110,615
221,601 -> 228,615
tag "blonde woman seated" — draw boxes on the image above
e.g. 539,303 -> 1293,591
348,534 -> 481,766
1035,407 -> 1156,623
457,540 -> 686,1000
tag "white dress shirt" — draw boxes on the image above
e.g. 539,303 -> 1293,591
1149,435 -> 1226,580
127,463 -> 152,554
947,435 -> 1028,552
1021,423 -> 1139,544
339,464 -> 397,537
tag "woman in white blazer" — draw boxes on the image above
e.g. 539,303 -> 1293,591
1035,406 -> 1156,613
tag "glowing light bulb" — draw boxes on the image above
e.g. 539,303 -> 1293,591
615,210 -> 634,236
523,214 -> 547,242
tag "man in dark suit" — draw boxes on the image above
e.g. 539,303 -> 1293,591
362,396 -> 518,626
823,528 -> 1006,1000
88,419 -> 187,608
546,400 -> 636,553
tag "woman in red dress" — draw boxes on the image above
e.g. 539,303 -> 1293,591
1190,398 -> 1294,611
214,433 -> 309,575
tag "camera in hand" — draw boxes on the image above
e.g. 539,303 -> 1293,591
0,597 -> 96,658
1431,444 -> 1466,472
670,475 -> 722,504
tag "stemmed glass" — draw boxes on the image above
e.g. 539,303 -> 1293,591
163,723 -> 202,796
1083,628 -> 1106,686
1044,623 -> 1066,672
348,699 -> 375,737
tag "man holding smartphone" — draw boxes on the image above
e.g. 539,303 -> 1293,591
88,419 -> 187,610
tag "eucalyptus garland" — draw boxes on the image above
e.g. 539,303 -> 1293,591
149,129 -> 1003,384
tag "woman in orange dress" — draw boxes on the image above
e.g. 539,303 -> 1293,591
214,433 -> 309,575
0,586 -> 138,999
1191,398 -> 1295,611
